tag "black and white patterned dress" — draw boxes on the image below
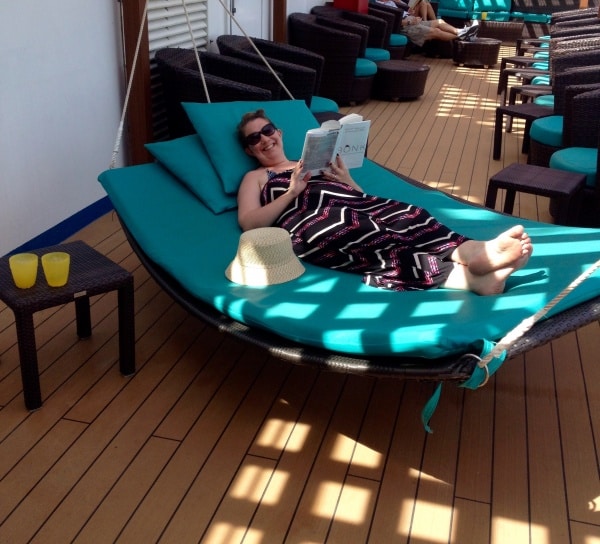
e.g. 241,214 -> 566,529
261,169 -> 469,291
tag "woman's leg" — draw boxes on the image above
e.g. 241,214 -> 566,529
424,2 -> 437,20
450,225 -> 533,275
427,27 -> 460,40
442,263 -> 521,295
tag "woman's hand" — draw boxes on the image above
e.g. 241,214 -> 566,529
322,155 -> 363,192
288,160 -> 310,197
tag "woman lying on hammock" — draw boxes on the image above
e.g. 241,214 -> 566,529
236,109 -> 533,295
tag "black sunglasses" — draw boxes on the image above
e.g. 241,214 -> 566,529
244,123 -> 277,146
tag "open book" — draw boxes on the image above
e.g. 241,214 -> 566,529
300,113 -> 371,177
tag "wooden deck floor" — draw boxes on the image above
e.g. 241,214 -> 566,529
2,47 -> 600,544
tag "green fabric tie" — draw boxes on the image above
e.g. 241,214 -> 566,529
421,339 -> 507,433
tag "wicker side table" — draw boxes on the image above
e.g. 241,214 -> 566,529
485,163 -> 586,225
453,37 -> 502,68
372,59 -> 430,100
0,240 -> 135,410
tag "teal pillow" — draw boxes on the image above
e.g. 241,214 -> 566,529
182,100 -> 320,194
145,135 -> 237,214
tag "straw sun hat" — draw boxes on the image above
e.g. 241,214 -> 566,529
225,227 -> 305,286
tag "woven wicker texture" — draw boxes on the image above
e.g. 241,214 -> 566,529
453,37 -> 501,67
288,12 -> 375,105
372,59 -> 430,100
216,35 -> 324,102
155,48 -> 273,138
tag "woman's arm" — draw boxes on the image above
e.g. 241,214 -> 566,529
237,161 -> 310,231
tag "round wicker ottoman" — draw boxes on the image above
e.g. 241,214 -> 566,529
452,37 -> 502,68
373,60 -> 430,101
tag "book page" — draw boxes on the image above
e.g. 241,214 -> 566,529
335,120 -> 370,169
300,128 -> 340,176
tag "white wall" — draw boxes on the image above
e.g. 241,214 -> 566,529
0,1 -> 124,255
287,0 -> 328,13
0,0 -> 319,256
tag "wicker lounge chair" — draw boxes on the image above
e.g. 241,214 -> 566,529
288,13 -> 377,105
154,49 -> 273,139
215,35 -> 321,107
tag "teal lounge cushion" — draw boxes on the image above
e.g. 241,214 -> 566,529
364,47 -> 391,62
309,95 -> 339,114
390,33 -> 409,46
534,94 -> 554,108
550,147 -> 598,187
532,61 -> 548,70
145,135 -> 237,214
355,57 -> 378,77
530,115 -> 563,147
182,100 -> 319,194
531,75 -> 550,85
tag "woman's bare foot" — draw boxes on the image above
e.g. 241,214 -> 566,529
453,225 -> 533,276
443,255 -> 529,295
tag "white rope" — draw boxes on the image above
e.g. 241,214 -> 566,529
182,0 -> 211,103
214,0 -> 295,100
477,256 -> 600,371
110,0 -> 149,169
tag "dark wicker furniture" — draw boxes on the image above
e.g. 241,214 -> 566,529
155,48 -> 273,138
452,37 -> 502,67
215,35 -> 324,105
312,4 -> 389,52
288,12 -> 375,105
372,59 -> 430,100
528,69 -> 600,167
0,241 -> 135,410
477,20 -> 525,42
493,102 -> 554,159
494,63 -> 600,160
485,163 -> 586,225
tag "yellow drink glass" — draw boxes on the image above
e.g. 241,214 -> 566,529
9,253 -> 39,289
41,252 -> 71,287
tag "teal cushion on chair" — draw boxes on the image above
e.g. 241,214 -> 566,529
550,147 -> 598,188
532,75 -> 550,85
530,115 -> 563,147
364,48 -> 391,62
390,33 -> 408,47
355,58 -> 378,77
309,95 -> 339,114
534,94 -> 554,108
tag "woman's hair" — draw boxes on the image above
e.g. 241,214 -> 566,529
236,109 -> 272,148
